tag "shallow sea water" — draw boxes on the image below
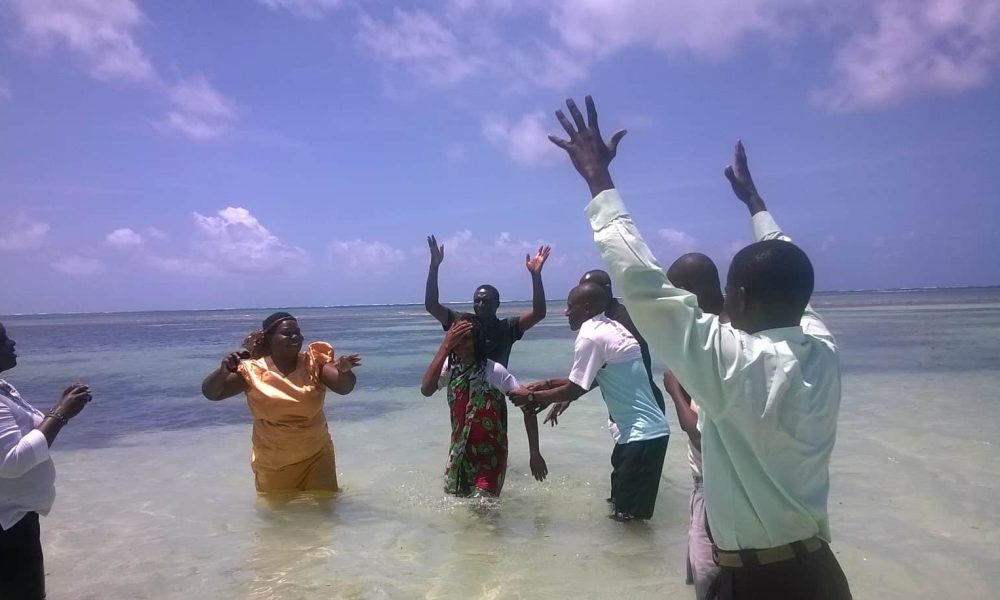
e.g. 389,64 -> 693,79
3,288 -> 999,599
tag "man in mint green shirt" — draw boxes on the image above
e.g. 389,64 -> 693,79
537,96 -> 851,600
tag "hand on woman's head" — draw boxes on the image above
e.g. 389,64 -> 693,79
444,320 -> 473,350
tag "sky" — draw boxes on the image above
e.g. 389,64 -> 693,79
1,0 -> 999,314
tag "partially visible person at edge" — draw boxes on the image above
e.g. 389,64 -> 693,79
663,252 -> 727,600
201,312 -> 361,495
543,268 -> 668,441
538,95 -> 851,599
0,321 -> 93,599
424,236 -> 551,368
421,318 -> 547,497
510,283 -> 669,521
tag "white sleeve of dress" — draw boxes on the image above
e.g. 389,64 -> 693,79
485,361 -> 520,394
0,402 -> 51,479
438,357 -> 450,390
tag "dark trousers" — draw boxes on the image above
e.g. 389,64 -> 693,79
0,512 -> 45,600
709,543 -> 852,600
609,435 -> 668,519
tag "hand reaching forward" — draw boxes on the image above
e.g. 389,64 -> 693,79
543,401 -> 570,427
427,235 -> 444,268
724,141 -> 766,214
548,95 -> 627,198
335,353 -> 362,373
530,453 -> 548,482
525,245 -> 551,275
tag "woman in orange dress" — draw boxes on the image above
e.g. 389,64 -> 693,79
201,312 -> 361,494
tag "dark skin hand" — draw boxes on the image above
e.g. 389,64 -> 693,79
424,235 -> 451,326
724,140 -> 767,216
38,384 -> 92,447
548,95 -> 627,198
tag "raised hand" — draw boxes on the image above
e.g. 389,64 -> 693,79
443,320 -> 473,351
427,235 -> 445,268
525,245 -> 551,275
548,95 -> 627,197
724,140 -> 766,214
53,384 -> 92,420
335,353 -> 362,373
222,350 -> 249,373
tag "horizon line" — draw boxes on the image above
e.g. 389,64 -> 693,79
2,285 -> 998,318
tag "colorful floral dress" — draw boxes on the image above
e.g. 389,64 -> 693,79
441,360 -> 517,497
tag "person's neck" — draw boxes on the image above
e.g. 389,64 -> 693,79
271,352 -> 298,376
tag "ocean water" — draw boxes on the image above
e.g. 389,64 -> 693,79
2,288 -> 999,599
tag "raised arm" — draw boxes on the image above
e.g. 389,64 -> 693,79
664,371 -> 700,451
424,235 -> 451,327
726,141 -> 834,343
320,353 -> 361,395
518,246 -> 551,332
548,96 -> 738,415
1,385 -> 91,478
420,321 -> 472,396
201,351 -> 249,401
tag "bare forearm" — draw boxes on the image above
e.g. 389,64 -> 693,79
421,345 -> 450,396
424,265 -> 448,323
535,382 -> 586,405
37,417 -> 66,447
331,371 -> 356,395
201,368 -> 230,401
530,272 -> 546,319
523,411 -> 541,455
744,194 -> 767,216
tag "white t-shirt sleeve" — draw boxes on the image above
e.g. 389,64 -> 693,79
438,357 -> 450,390
484,360 -> 520,394
568,332 -> 605,390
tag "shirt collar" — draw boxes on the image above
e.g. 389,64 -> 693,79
753,325 -> 806,344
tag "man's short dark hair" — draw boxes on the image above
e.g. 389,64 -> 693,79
729,240 -> 814,318
476,284 -> 500,304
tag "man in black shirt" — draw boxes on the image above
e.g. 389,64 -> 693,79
423,235 -> 550,367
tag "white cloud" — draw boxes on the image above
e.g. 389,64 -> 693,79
658,227 -> 699,253
160,75 -> 238,141
358,9 -> 484,85
482,111 -> 562,166
813,0 -> 1000,111
191,207 -> 308,274
5,0 -> 155,83
143,255 -> 217,277
0,217 -> 50,251
327,239 -> 407,275
105,227 -> 143,248
50,256 -> 106,275
144,227 -> 168,241
257,0 -> 344,19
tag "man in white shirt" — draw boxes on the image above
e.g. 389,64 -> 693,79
542,96 -> 851,599
511,283 -> 670,521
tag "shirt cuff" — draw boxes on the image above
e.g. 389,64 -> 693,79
751,210 -> 779,241
21,429 -> 51,466
585,189 -> 628,232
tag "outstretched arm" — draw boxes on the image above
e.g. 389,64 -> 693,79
549,96 -> 739,417
424,235 -> 451,327
321,354 -> 361,395
518,246 -> 551,332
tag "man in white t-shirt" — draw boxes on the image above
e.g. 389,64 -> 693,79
511,283 -> 670,520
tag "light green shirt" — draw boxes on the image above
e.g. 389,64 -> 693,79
585,189 -> 841,551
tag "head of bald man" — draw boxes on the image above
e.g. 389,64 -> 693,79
579,269 -> 614,300
666,253 -> 725,315
565,282 -> 610,331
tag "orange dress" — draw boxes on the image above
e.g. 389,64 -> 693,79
237,342 -> 338,493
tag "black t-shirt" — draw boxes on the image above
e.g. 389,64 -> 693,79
443,308 -> 523,368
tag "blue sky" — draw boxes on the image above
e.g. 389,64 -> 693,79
1,0 -> 998,314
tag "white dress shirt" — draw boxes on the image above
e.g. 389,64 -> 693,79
438,358 -> 520,394
0,379 -> 56,530
586,189 -> 841,551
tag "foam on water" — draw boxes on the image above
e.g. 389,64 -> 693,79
3,289 -> 999,598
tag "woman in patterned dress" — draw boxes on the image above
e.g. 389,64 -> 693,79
421,318 -> 547,497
